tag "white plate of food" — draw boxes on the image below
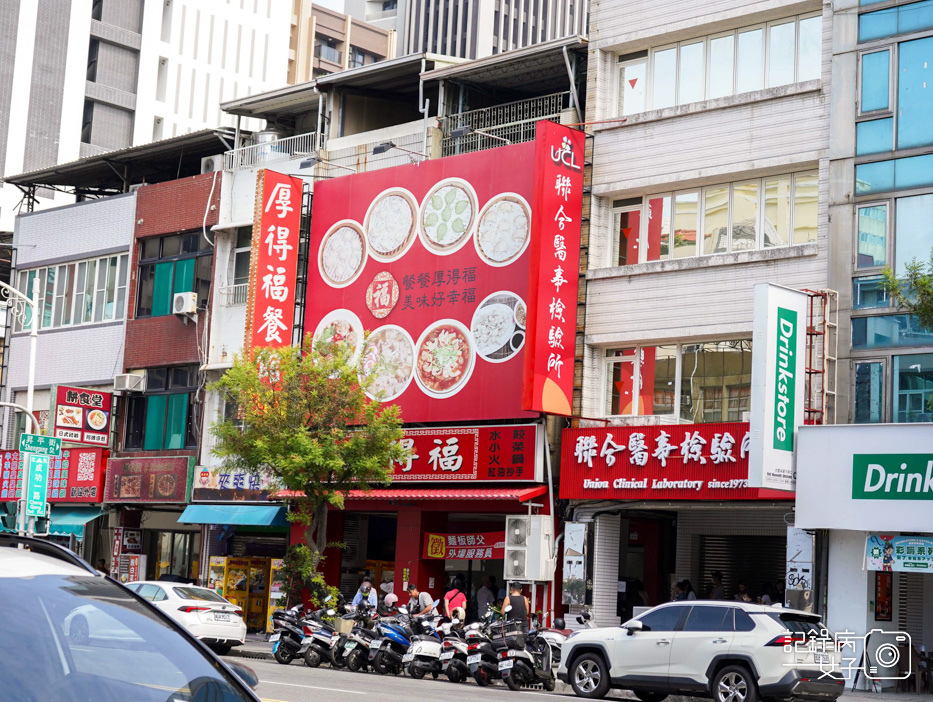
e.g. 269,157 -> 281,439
318,220 -> 367,287
474,193 -> 532,266
471,292 -> 526,363
419,178 -> 477,254
413,319 -> 475,398
56,406 -> 83,429
312,309 -> 364,361
360,325 -> 415,401
364,188 -> 419,262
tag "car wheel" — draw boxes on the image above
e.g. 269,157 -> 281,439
570,653 -> 611,699
713,665 -> 758,702
211,643 -> 232,656
634,692 -> 668,702
69,615 -> 89,644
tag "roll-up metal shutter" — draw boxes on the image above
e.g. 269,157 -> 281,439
230,534 -> 288,556
698,535 -> 787,600
897,573 -> 924,641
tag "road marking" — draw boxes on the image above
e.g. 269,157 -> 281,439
260,680 -> 366,695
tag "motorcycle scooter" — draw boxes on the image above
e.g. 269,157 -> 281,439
403,610 -> 446,679
269,604 -> 305,665
439,617 -> 472,683
466,610 -> 501,686
368,606 -> 416,675
495,606 -> 557,692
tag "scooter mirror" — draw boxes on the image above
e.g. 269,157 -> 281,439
432,599 -> 441,607
468,622 -> 481,630
451,618 -> 460,624
503,605 -> 513,613
326,609 -> 335,616
398,606 -> 408,614
325,595 -> 332,602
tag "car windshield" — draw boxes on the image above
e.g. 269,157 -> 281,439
764,612 -> 832,638
0,571 -> 254,702
173,586 -> 229,603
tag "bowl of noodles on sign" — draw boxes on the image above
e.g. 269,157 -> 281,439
419,179 -> 477,254
364,188 -> 419,262
312,309 -> 364,362
319,220 -> 367,288
414,319 -> 475,398
360,325 -> 415,401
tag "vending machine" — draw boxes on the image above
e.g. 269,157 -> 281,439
266,558 -> 286,633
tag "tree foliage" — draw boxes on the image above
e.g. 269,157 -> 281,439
882,250 -> 933,332
210,336 -> 408,574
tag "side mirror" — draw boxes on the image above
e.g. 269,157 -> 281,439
433,599 -> 441,607
623,619 -> 644,635
325,595 -> 333,603
451,618 -> 460,625
469,622 -> 481,630
226,661 -> 259,690
326,609 -> 335,616
398,606 -> 408,614
503,605 -> 513,613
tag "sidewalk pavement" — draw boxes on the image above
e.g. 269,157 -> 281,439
228,633 -> 274,660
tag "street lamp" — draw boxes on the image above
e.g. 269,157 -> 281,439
371,141 -> 428,160
449,125 -> 511,144
299,154 -> 357,173
0,281 -> 39,536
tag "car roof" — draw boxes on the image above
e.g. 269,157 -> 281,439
0,546 -> 92,578
648,600 -> 819,618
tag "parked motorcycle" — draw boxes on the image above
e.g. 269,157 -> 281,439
466,612 -> 502,686
494,606 -> 557,692
299,596 -> 341,668
403,610 -> 447,680
269,604 -> 305,665
439,618 -> 472,683
368,606 -> 417,675
343,605 -> 380,672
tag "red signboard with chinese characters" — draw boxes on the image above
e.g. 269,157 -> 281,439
247,169 -> 303,353
423,531 -> 506,560
52,385 -> 113,447
391,424 -> 540,482
560,423 -> 794,501
306,130 -> 582,424
523,121 -> 585,416
104,456 -> 193,503
1,448 -> 106,503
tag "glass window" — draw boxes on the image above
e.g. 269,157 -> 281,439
727,384 -> 751,420
894,153 -> 933,190
900,0 -> 933,35
855,160 -> 895,196
116,254 -> 128,320
637,605 -> 684,632
763,176 -> 791,247
643,346 -> 677,416
679,41 -> 705,105
136,233 -> 212,318
853,276 -> 889,309
42,267 -> 54,328
673,192 -> 699,258
731,181 -> 759,251
645,195 -> 671,261
793,172 -> 819,243
860,50 -> 890,112
859,7 -> 898,43
895,194 -> 933,276
797,15 -> 821,82
679,340 -> 752,423
897,37 -> 933,150
708,34 -> 735,99
768,22 -> 796,87
703,186 -> 730,254
619,60 -> 647,116
613,209 -> 641,266
857,204 -> 887,268
652,47 -> 677,109
124,395 -> 146,450
894,353 -> 933,423
853,315 -> 933,349
144,395 -> 168,450
235,226 -> 252,249
736,28 -> 764,93
860,1 -> 933,42
161,235 -> 181,257
855,361 -> 885,423
683,606 -> 734,632
233,249 -> 251,286
856,118 -> 894,156
606,356 -> 636,416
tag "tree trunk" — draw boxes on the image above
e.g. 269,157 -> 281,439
303,502 -> 329,557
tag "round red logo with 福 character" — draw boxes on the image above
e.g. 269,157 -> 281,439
365,271 -> 399,319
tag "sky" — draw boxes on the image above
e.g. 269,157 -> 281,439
314,0 -> 345,11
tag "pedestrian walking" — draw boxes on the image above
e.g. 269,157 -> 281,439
709,571 -> 726,600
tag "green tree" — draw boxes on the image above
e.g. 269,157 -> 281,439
882,250 -> 933,332
210,335 -> 408,595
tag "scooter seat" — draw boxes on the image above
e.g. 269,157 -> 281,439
412,635 -> 437,642
542,628 -> 573,637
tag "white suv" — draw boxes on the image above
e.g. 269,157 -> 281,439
558,601 -> 844,702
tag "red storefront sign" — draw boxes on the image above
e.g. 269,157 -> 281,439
52,385 -> 113,446
1,448 -> 106,502
523,121 -> 585,416
391,424 -> 540,482
305,128 -> 582,424
104,456 -> 193,503
423,531 -> 506,560
247,169 -> 303,353
560,423 -> 794,501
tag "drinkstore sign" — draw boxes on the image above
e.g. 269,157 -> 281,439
852,454 -> 933,500
560,423 -> 793,501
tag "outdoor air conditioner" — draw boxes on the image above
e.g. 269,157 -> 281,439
173,292 -> 198,315
128,183 -> 146,192
201,154 -> 223,173
114,371 -> 147,393
504,515 -> 555,582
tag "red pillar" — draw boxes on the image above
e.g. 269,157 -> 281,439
393,507 -> 447,600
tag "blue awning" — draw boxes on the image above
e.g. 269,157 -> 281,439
0,506 -> 105,539
178,504 -> 288,527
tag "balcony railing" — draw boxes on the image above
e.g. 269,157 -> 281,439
315,43 -> 342,64
439,91 -> 572,157
223,132 -> 321,172
323,129 -> 427,177
220,283 -> 248,307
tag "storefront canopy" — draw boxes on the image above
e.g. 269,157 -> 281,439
178,504 -> 288,527
278,486 -> 549,502
0,506 -> 105,539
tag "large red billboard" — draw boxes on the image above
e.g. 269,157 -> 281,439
560,423 -> 793,501
306,128 -> 583,423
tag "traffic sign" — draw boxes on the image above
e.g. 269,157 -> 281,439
25,454 -> 49,517
19,433 -> 62,457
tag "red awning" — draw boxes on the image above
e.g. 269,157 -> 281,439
277,486 -> 548,502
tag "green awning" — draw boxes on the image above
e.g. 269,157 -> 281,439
178,504 -> 288,527
0,505 -> 104,539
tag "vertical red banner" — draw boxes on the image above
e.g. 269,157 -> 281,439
523,122 -> 585,415
248,169 -> 303,352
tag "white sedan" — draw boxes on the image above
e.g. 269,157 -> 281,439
126,580 -> 246,654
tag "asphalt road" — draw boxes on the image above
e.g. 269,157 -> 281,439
223,655 -> 578,702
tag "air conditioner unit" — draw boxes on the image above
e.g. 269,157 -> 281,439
201,154 -> 223,173
114,371 -> 147,393
128,183 -> 146,192
504,515 -> 555,582
173,292 -> 198,315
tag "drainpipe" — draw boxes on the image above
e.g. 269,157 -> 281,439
562,45 -> 582,123
419,58 -> 430,157
314,86 -> 324,150
234,114 -> 242,148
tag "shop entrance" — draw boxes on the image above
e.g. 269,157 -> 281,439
697,535 -> 786,600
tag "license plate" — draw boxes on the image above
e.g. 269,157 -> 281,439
302,637 -> 314,644
402,653 -> 414,663
269,634 -> 281,642
814,652 -> 831,664
499,659 -> 514,671
344,641 -> 357,650
467,654 -> 481,665
440,650 -> 455,660
214,613 -> 231,622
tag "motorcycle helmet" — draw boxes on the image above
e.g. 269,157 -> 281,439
360,580 -> 372,594
452,606 -> 465,621
554,617 -> 566,629
385,593 -> 398,608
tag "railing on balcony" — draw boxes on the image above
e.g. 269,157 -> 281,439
223,132 -> 320,171
314,43 -> 342,64
439,92 -> 572,157
220,283 -> 248,307
323,129 -> 427,178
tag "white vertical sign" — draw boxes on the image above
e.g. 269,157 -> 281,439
748,284 -> 807,490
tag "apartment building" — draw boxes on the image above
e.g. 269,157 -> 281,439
0,0 -> 289,232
